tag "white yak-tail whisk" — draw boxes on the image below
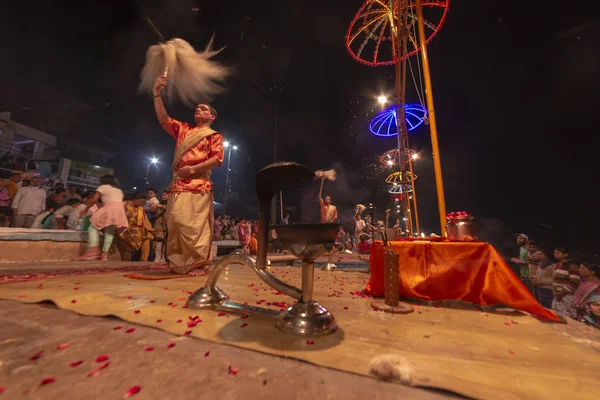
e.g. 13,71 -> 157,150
314,169 -> 337,182
138,37 -> 229,107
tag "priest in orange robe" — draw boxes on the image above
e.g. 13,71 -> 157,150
152,76 -> 224,274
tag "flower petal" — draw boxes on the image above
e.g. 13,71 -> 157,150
114,326 -> 124,330
30,350 -> 43,360
56,343 -> 68,350
40,377 -> 55,385
70,360 -> 84,367
71,299 -> 77,303
96,355 -> 109,362
228,366 -> 238,375
124,386 -> 141,397
125,328 -> 135,333
156,319 -> 162,323
204,351 -> 210,357
87,369 -> 101,377
217,312 -> 226,317
183,330 -> 192,335
144,347 -> 154,352
133,310 -> 140,314
306,339 -> 314,345
166,343 -> 176,348
240,323 -> 248,328
99,362 -> 110,370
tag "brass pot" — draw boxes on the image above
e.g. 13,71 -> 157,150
446,217 -> 476,240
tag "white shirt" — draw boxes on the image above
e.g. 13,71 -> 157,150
54,205 -> 74,220
96,185 -> 124,203
144,197 -> 159,212
12,186 -> 47,215
67,203 -> 87,230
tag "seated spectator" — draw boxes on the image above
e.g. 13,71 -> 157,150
582,290 -> 600,330
54,198 -> 83,229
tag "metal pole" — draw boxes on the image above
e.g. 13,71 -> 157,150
415,0 -> 447,236
223,146 -> 232,215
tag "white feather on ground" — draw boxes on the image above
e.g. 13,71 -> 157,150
314,169 -> 337,181
138,38 -> 229,107
368,354 -> 415,385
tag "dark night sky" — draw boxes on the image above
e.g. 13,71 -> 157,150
1,0 -> 599,255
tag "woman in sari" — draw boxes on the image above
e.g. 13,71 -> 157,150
117,192 -> 154,261
573,263 -> 600,320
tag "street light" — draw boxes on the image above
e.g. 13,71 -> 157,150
146,158 -> 159,188
377,95 -> 388,105
223,143 -> 238,216
411,153 -> 420,160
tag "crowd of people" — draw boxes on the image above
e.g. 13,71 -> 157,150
0,172 -> 167,263
511,233 -> 599,329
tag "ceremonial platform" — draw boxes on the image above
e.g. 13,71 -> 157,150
0,260 -> 598,399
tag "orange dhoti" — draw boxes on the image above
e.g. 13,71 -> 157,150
367,240 -> 562,322
166,191 -> 214,274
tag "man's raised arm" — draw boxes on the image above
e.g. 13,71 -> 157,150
152,76 -> 169,125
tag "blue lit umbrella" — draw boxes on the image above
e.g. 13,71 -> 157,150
369,104 -> 427,137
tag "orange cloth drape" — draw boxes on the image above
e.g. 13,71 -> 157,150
366,240 -> 562,322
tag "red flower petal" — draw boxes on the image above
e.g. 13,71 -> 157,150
186,321 -> 197,328
228,366 -> 238,375
183,330 -> 192,335
125,328 -> 135,333
144,347 -> 154,352
133,310 -> 140,314
504,322 -> 513,327
306,339 -> 314,345
150,300 -> 156,303
114,326 -> 124,330
125,296 -> 132,299
204,351 -> 210,357
240,323 -> 248,328
156,319 -> 162,323
343,307 -> 348,310
124,385 -> 141,398
99,362 -> 110,370
176,319 -> 182,323
0,387 -> 4,394
166,343 -> 176,348
241,315 -> 249,319
88,369 -> 101,377
40,377 -> 55,385
73,287 -> 79,290
263,380 -> 267,385
30,350 -> 43,360
71,299 -> 77,303
70,360 -> 84,367
217,312 -> 226,317
508,350 -> 515,355
56,343 -> 68,350
96,355 -> 109,362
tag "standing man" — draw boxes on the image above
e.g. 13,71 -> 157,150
318,185 -> 338,223
11,176 -> 46,228
152,76 -> 224,275
511,233 -> 531,290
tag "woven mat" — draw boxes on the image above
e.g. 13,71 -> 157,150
0,265 -> 599,399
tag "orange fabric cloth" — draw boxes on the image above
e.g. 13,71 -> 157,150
367,240 -> 562,322
161,118 -> 224,194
